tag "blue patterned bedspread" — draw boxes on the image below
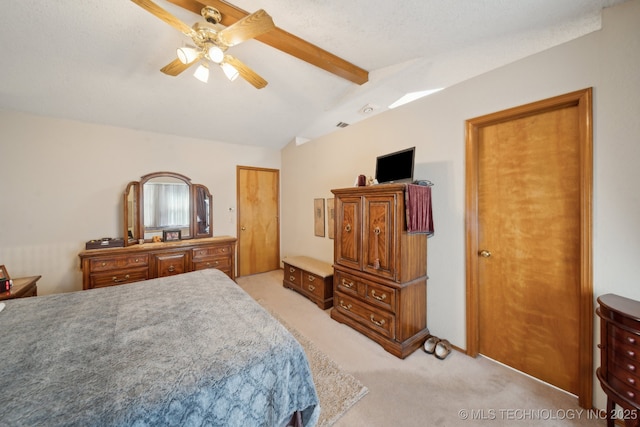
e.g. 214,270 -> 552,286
0,269 -> 319,427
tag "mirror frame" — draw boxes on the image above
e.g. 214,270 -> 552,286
123,172 -> 213,245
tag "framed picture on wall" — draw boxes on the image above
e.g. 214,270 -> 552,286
327,198 -> 335,239
314,198 -> 325,237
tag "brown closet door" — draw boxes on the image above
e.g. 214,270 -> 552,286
466,89 -> 593,406
237,166 -> 280,277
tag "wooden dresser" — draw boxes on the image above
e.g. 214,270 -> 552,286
597,293 -> 640,427
331,184 -> 429,359
79,236 -> 236,290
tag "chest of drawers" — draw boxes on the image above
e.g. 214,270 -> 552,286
331,184 -> 429,359
79,236 -> 236,290
283,256 -> 333,310
597,293 -> 640,426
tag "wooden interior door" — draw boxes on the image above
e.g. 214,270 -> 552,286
466,89 -> 593,406
236,166 -> 280,277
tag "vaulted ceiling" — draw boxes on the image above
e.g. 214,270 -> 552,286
0,0 -> 627,149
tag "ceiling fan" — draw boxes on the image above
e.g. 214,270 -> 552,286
131,0 -> 274,88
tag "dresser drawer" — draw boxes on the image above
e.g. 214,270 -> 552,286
302,271 -> 326,299
193,256 -> 231,271
334,270 -> 365,297
611,325 -> 640,348
609,374 -> 640,405
89,268 -> 148,288
90,254 -> 149,272
155,253 -> 187,277
192,245 -> 232,260
365,281 -> 396,312
334,291 -> 395,339
610,335 -> 640,363
611,357 -> 640,390
283,263 -> 303,288
611,351 -> 640,376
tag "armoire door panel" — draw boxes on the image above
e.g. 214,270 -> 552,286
363,195 -> 396,280
336,196 -> 361,270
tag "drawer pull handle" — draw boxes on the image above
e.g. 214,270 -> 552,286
308,275 -> 315,282
371,290 -> 387,301
628,377 -> 636,385
290,276 -> 296,282
101,262 -> 107,267
345,223 -> 352,233
221,248 -> 227,252
341,279 -> 354,288
290,267 -> 296,273
206,262 -> 211,267
628,336 -> 637,344
628,364 -> 636,372
168,266 -> 175,272
339,300 -> 352,310
370,315 -> 386,327
628,350 -> 636,358
627,391 -> 635,399
308,284 -> 316,292
112,274 -> 130,283
373,226 -> 381,235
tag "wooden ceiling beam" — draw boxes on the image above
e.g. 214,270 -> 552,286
166,0 -> 369,85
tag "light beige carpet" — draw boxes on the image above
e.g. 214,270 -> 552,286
260,304 -> 368,427
238,269 -> 608,427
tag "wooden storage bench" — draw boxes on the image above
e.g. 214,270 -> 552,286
283,256 -> 333,309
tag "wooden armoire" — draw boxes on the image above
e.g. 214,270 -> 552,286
331,183 -> 429,358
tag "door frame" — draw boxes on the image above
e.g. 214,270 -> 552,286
465,88 -> 593,407
236,166 -> 280,277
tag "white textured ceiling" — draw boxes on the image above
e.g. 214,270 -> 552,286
0,0 -> 627,149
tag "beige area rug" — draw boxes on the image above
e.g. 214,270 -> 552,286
261,303 -> 368,427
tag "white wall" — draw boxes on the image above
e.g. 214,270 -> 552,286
0,112 -> 280,294
280,0 -> 640,410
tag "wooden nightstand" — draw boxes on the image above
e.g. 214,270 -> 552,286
0,275 -> 41,300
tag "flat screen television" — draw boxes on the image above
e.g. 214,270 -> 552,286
375,147 -> 415,184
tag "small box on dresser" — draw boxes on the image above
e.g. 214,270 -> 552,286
282,256 -> 333,310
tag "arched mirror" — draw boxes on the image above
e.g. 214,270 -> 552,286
123,172 -> 213,245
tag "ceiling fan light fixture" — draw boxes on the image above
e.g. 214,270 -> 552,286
208,45 -> 225,63
176,47 -> 199,65
221,63 -> 239,82
193,63 -> 210,83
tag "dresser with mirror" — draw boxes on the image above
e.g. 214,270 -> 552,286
79,172 -> 236,290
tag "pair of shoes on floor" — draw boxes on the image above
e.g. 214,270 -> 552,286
423,336 -> 452,360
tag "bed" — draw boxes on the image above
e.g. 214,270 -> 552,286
0,268 -> 319,427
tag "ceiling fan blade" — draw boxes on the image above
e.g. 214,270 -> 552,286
131,0 -> 196,37
160,57 -> 199,76
224,56 -> 267,89
217,9 -> 275,47
167,0 -> 368,85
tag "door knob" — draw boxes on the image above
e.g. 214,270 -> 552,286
479,250 -> 491,258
